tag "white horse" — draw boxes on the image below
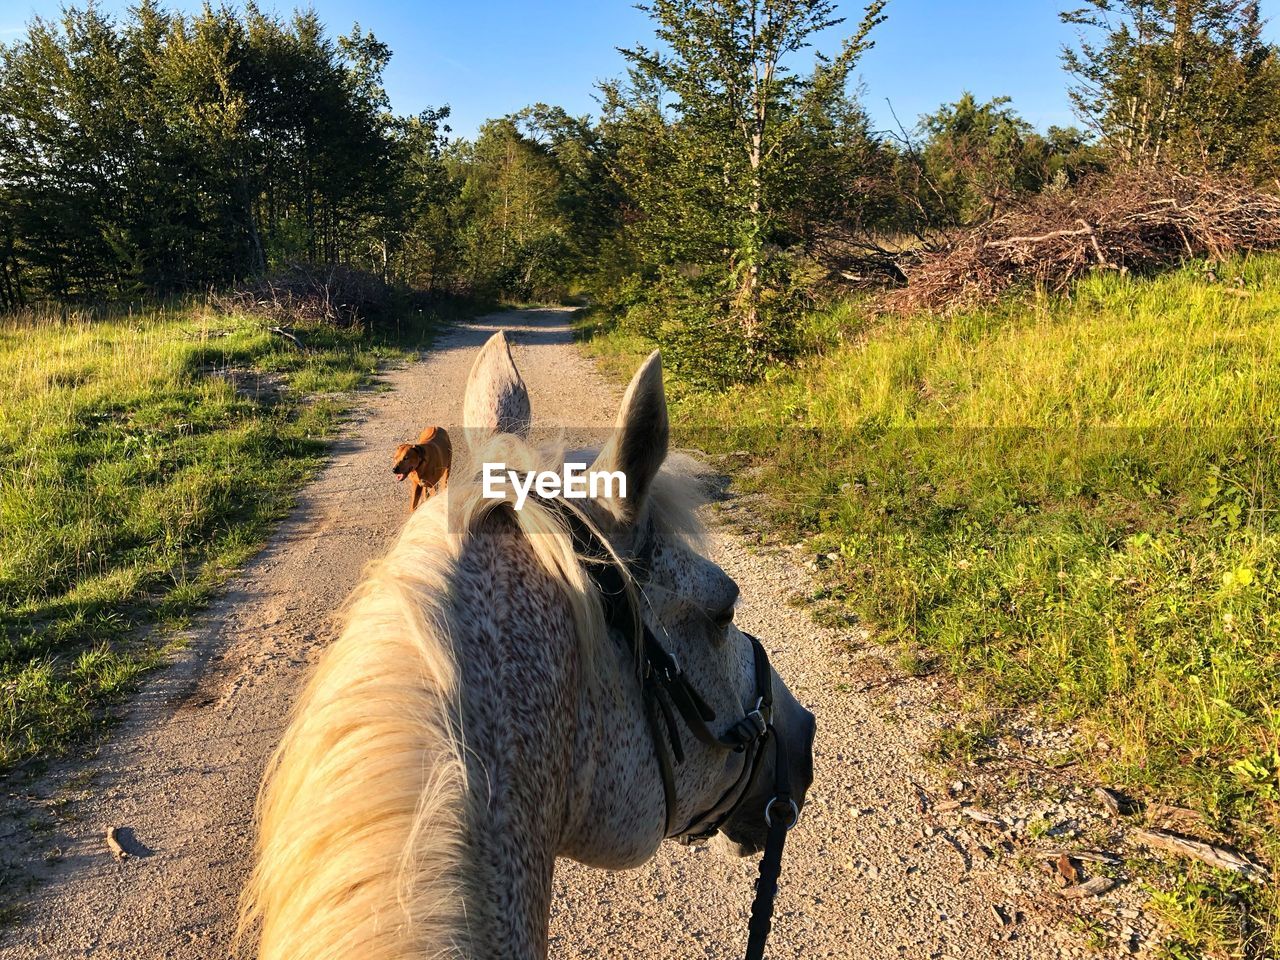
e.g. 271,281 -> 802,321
238,334 -> 815,959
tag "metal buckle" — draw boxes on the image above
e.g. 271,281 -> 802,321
764,796 -> 801,831
662,653 -> 681,682
745,707 -> 768,738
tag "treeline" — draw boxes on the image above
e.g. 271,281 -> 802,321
574,0 -> 1280,384
4,1 -> 1280,382
0,3 -> 404,303
0,2 -> 614,310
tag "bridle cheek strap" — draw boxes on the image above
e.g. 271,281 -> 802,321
641,626 -> 798,960
669,632 -> 774,842
747,729 -> 796,960
555,502 -> 798,960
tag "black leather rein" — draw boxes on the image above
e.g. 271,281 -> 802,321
554,503 -> 800,960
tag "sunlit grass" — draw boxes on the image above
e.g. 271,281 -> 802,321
0,300 -> 446,770
580,254 -> 1280,955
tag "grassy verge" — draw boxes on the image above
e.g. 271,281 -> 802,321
580,256 -> 1280,957
0,298 -> 467,773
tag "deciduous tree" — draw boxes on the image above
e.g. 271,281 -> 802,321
612,0 -> 888,355
1061,0 -> 1280,176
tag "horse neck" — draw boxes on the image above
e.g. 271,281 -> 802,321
450,517 -> 672,954
449,525 -> 589,957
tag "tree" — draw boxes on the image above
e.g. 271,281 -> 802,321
776,84 -> 903,284
453,118 -> 571,300
1061,0 -> 1280,176
613,0 -> 888,354
389,106 -> 461,292
514,104 -> 620,289
912,94 -> 1102,230
0,6 -> 136,299
0,3 -> 409,302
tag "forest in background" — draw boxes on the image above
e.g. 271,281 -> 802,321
3,1 -> 1279,381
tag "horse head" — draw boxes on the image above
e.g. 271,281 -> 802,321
466,332 -> 816,861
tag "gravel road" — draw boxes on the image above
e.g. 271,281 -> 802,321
1,309 -> 1139,959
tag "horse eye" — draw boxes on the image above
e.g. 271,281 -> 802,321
707,575 -> 739,631
713,602 -> 736,629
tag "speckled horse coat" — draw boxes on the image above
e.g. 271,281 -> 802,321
238,333 -> 815,960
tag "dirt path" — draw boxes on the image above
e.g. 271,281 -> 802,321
2,309 -> 1146,959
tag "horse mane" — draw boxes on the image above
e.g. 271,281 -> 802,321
237,434 -> 708,960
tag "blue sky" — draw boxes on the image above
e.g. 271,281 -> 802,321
2,1 -> 1277,138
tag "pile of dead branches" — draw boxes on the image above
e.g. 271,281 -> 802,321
882,172 -> 1280,314
213,263 -> 391,327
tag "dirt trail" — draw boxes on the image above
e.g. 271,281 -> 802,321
3,310 -> 1138,959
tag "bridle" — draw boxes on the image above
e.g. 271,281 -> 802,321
558,504 -> 801,960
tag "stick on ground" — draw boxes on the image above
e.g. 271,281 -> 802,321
105,826 -> 128,861
1133,828 -> 1269,883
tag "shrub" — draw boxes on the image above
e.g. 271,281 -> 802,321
885,171 -> 1280,314
213,263 -> 392,328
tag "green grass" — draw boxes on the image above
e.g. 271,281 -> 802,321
580,255 -> 1280,957
0,300 -> 458,773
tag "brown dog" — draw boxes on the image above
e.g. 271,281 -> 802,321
392,426 -> 452,511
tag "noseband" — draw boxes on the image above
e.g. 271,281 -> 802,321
558,505 -> 800,960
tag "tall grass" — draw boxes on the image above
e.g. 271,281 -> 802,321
0,301 -> 445,771
580,255 -> 1280,956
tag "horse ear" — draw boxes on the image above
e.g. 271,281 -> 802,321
590,350 -> 668,527
463,332 -> 531,443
